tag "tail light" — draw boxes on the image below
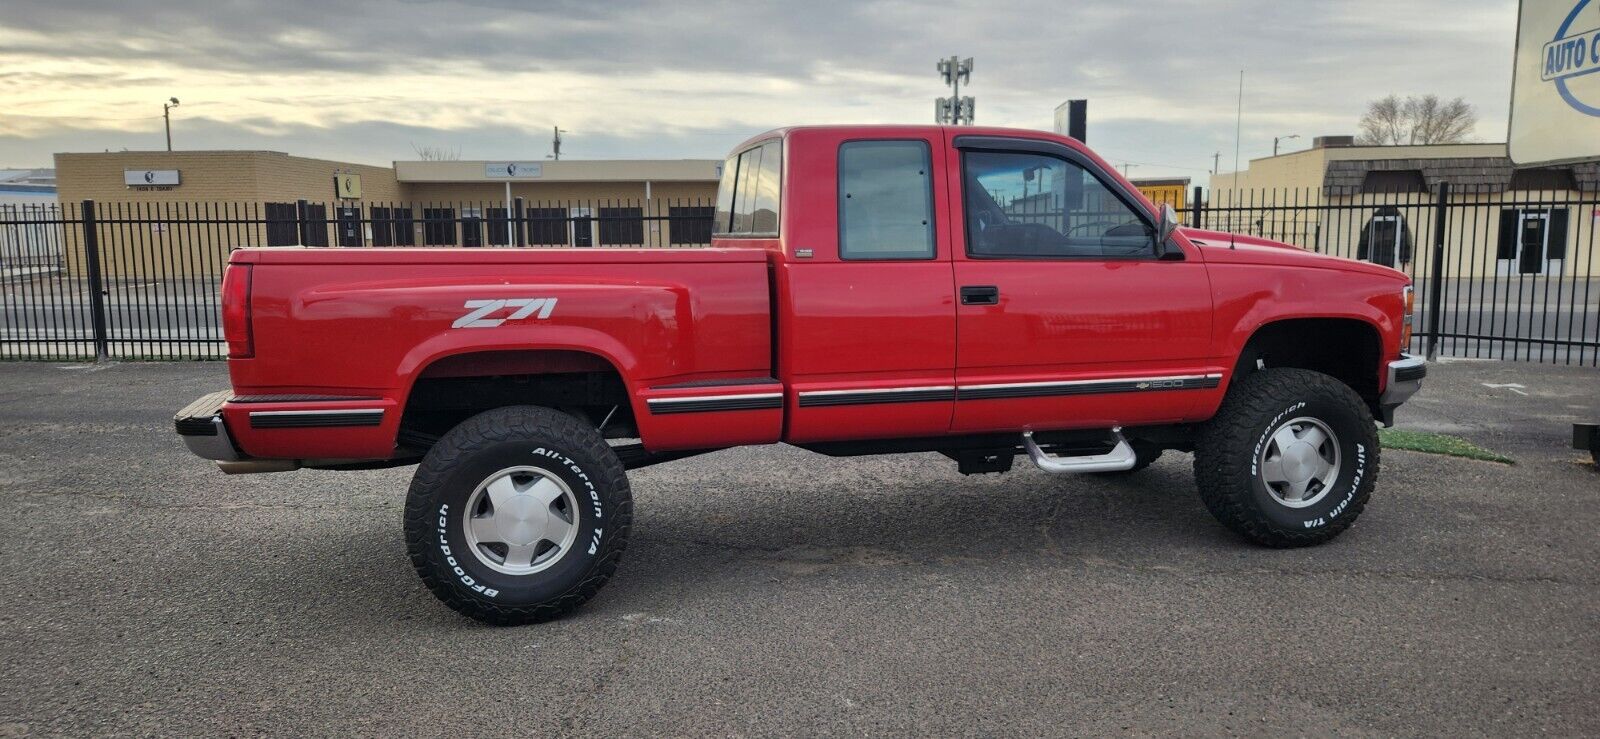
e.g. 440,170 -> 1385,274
1400,285 -> 1415,350
221,264 -> 254,359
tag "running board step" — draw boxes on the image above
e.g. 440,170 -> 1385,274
1022,428 -> 1137,473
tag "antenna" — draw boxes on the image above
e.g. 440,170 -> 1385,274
1230,70 -> 1243,249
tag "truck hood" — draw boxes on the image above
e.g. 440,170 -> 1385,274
1180,227 -> 1409,282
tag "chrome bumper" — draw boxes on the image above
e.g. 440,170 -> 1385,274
175,390 -> 241,461
174,390 -> 300,474
1378,354 -> 1427,424
181,415 -> 244,462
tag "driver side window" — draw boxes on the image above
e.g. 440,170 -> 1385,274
963,151 -> 1155,259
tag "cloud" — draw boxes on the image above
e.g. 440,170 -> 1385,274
0,0 -> 1517,182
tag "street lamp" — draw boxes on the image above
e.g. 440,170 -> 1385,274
163,97 -> 180,152
1273,133 -> 1299,156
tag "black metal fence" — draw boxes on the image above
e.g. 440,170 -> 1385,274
1,191 -> 1596,364
1190,183 -> 1598,366
0,199 -> 716,360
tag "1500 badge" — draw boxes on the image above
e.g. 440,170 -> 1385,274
452,298 -> 558,328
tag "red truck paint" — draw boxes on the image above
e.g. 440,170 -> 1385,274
206,124 -> 1411,463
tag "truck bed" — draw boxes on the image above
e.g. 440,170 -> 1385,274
223,246 -> 778,458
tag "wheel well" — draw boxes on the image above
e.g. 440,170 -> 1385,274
1234,319 -> 1382,410
399,349 -> 634,451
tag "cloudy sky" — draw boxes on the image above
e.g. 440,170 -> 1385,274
1,0 -> 1515,184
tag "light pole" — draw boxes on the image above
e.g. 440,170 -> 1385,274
1273,133 -> 1299,156
162,98 -> 180,152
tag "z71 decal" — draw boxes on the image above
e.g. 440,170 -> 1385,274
452,298 -> 558,328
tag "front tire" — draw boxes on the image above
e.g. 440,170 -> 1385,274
1194,368 -> 1379,547
403,406 -> 632,625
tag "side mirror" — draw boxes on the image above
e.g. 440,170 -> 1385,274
1156,203 -> 1181,258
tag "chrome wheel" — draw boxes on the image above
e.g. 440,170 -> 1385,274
463,465 -> 579,575
1258,416 -> 1341,508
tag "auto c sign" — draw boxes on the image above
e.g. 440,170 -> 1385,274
1510,0 -> 1600,165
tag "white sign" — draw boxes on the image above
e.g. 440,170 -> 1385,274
484,162 -> 543,178
123,169 -> 180,186
1509,0 -> 1600,166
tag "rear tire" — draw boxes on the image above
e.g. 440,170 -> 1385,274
1194,368 -> 1379,547
403,406 -> 632,625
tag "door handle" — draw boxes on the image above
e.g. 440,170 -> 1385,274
960,285 -> 999,305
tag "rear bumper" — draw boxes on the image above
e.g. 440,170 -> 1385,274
1377,354 -> 1427,426
174,390 -> 243,462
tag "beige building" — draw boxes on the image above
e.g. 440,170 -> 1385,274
1207,137 -> 1599,278
50,150 -> 721,276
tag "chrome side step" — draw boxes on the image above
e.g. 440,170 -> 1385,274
1022,428 -> 1137,473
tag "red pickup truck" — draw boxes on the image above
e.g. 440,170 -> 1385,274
176,125 -> 1425,624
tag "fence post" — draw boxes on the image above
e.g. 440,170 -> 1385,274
296,199 -> 311,246
79,200 -> 111,361
514,197 -> 526,247
1424,181 -> 1450,361
1190,185 -> 1204,228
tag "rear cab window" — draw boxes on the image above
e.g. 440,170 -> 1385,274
838,140 -> 936,260
714,139 -> 782,237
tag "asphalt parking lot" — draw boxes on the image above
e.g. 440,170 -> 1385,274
0,360 -> 1596,736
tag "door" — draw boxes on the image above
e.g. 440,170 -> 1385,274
571,207 -> 593,247
948,136 -> 1216,433
1498,208 -> 1568,276
461,207 -> 483,248
1519,211 -> 1548,274
336,206 -> 362,246
780,130 -> 959,443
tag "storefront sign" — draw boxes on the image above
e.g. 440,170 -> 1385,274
1510,0 -> 1600,165
485,162 -> 543,178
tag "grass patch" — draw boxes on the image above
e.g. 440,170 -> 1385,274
1379,428 -> 1514,465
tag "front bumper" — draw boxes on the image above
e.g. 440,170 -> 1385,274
1377,354 -> 1427,426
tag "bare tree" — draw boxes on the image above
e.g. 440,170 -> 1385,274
1357,95 -> 1477,145
410,143 -> 461,161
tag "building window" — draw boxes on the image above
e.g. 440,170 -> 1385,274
391,206 -> 415,246
486,207 -> 511,246
598,207 -> 644,245
1357,207 -> 1413,268
1360,170 -> 1428,194
264,202 -> 298,246
369,206 -> 393,246
369,206 -> 416,246
526,207 -> 567,246
422,207 -> 456,246
669,205 -> 714,245
300,203 -> 329,247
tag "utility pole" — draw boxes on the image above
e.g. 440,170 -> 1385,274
550,127 -> 567,161
162,97 -> 180,152
935,56 -> 974,125
1211,151 -> 1221,174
